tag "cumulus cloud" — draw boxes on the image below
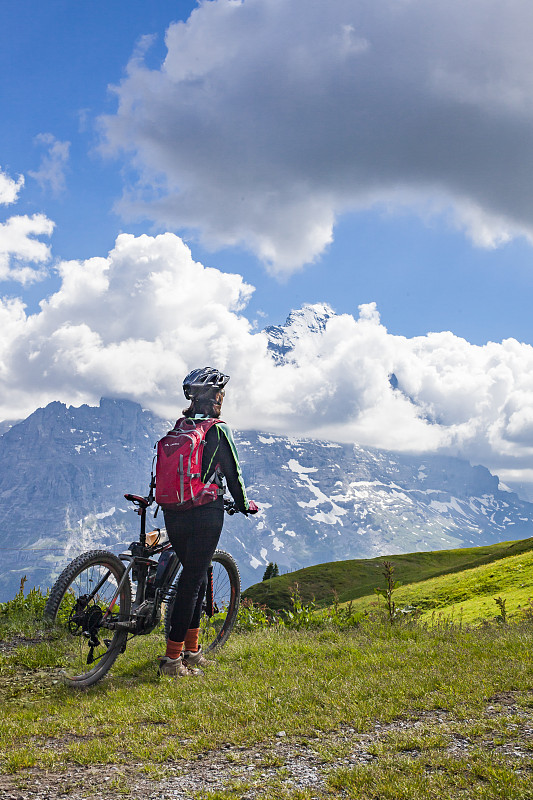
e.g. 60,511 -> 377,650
100,0 -> 533,275
29,133 -> 70,195
0,233 -> 258,419
0,168 -> 24,206
0,168 -> 54,284
2,231 -> 533,491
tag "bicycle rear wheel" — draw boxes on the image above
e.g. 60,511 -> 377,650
44,550 -> 132,688
164,549 -> 240,652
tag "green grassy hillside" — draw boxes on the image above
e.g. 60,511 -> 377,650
243,537 -> 533,613
336,546 -> 533,625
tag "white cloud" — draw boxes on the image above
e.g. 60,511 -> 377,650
0,213 -> 55,284
0,168 -> 24,206
0,168 -> 55,284
2,231 -> 533,491
29,133 -> 70,195
100,0 -> 533,275
0,233 -> 258,418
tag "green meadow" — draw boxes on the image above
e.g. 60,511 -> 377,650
0,537 -> 532,798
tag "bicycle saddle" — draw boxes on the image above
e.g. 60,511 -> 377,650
124,493 -> 150,509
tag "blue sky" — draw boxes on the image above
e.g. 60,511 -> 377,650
2,0 -> 533,342
0,2 -> 197,300
2,0 -> 533,495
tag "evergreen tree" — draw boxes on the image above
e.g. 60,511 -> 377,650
262,562 -> 280,580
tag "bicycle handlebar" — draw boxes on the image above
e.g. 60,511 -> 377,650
124,493 -> 246,516
224,499 -> 238,515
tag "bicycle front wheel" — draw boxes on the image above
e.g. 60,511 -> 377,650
164,549 -> 241,652
44,550 -> 132,688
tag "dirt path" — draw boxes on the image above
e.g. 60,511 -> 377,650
2,694 -> 532,800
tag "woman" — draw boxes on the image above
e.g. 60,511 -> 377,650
158,367 -> 258,677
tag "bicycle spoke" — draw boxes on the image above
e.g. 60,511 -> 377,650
44,551 -> 131,687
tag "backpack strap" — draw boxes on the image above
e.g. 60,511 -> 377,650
171,416 -> 195,433
203,422 -> 223,492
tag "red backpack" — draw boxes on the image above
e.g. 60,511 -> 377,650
155,417 -> 221,510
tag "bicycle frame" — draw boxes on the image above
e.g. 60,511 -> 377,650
99,492 -> 235,633
101,531 -> 178,632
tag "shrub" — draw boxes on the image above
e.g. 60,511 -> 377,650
282,583 -> 319,630
374,561 -> 403,623
0,576 -> 47,619
494,595 -> 507,624
236,598 -> 282,632
323,591 -> 367,629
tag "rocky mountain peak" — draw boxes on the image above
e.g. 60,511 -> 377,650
264,302 -> 336,363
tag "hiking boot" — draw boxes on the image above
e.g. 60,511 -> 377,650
158,655 -> 203,677
182,645 -> 215,669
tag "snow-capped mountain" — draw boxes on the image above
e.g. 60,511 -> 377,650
1,398 -> 532,603
264,302 -> 335,363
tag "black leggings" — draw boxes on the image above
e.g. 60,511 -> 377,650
163,500 -> 224,643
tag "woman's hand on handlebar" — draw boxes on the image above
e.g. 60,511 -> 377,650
224,498 -> 259,515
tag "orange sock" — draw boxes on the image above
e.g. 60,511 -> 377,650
184,628 -> 199,653
165,639 -> 184,660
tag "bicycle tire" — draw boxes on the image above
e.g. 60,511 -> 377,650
163,549 -> 240,652
44,549 -> 132,688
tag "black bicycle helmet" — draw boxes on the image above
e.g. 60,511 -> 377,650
183,367 -> 230,400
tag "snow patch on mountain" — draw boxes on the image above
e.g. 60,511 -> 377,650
1,398 -> 533,601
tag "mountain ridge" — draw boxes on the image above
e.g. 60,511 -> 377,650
1,397 -> 532,602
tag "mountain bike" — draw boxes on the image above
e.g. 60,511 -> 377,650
43,488 -> 241,689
